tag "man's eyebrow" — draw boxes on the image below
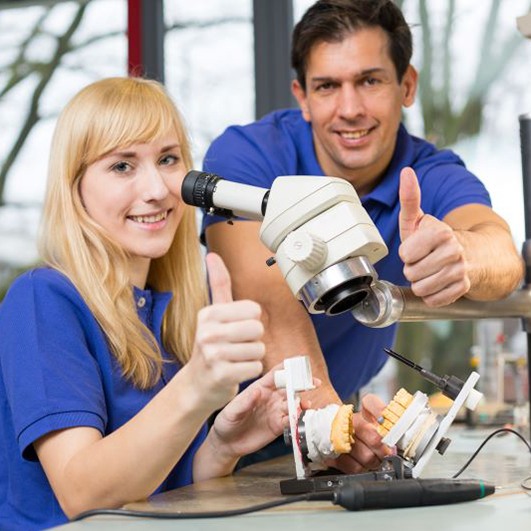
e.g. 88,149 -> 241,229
310,67 -> 388,83
357,67 -> 388,76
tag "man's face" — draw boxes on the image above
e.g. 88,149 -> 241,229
292,26 -> 417,193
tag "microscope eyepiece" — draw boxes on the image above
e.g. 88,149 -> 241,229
181,170 -> 270,221
181,170 -> 220,210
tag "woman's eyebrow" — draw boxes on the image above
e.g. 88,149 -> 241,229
160,143 -> 180,152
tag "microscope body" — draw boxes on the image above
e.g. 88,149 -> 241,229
260,176 -> 388,314
181,170 -> 389,317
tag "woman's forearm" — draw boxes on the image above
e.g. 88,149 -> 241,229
36,364 -> 212,517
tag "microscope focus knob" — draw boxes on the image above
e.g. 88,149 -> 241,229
284,231 -> 327,271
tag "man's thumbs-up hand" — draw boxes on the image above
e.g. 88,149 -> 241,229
398,167 -> 470,307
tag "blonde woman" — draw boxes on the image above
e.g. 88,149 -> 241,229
0,77 -> 288,530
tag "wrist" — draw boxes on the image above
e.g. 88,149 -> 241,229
302,383 -> 341,408
204,427 -> 240,476
171,364 -> 216,419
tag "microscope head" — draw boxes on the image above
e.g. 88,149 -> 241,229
181,171 -> 388,315
260,176 -> 388,315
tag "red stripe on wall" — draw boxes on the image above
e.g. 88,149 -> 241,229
127,0 -> 143,76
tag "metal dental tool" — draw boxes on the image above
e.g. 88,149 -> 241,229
378,349 -> 483,478
384,348 -> 483,405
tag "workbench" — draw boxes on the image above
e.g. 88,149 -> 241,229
52,427 -> 530,530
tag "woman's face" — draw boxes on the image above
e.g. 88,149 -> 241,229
80,134 -> 186,287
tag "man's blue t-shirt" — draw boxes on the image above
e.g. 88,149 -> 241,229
202,109 -> 491,400
0,268 -> 207,530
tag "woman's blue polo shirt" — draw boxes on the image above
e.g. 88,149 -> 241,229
0,267 -> 207,530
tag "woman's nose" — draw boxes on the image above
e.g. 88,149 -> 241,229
141,166 -> 169,202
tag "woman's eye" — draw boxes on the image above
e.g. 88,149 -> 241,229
111,161 -> 132,173
159,154 -> 179,166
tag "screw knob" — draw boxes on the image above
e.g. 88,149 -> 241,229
284,231 -> 327,271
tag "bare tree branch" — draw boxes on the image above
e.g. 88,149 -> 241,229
0,0 -> 89,205
0,7 -> 51,98
412,0 -> 531,146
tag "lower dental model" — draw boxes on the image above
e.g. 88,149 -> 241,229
302,404 -> 354,464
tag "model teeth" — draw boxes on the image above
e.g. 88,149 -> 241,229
130,211 -> 167,223
377,388 -> 413,437
341,129 -> 369,139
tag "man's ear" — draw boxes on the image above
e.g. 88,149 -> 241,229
291,79 -> 311,122
401,65 -> 418,108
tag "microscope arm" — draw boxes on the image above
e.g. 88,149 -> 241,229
352,280 -> 531,327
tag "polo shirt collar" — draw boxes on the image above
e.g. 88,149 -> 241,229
133,285 -> 172,335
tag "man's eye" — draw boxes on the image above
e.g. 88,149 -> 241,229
316,82 -> 335,91
364,77 -> 380,86
111,161 -> 131,172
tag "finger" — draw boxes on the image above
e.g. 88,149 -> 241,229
399,167 -> 424,242
197,320 -> 264,347
222,387 -> 261,423
198,300 -> 262,325
202,341 -> 266,363
333,447 -> 380,474
211,360 -> 265,389
247,365 -> 280,392
349,439 -> 385,468
206,252 -> 233,304
360,393 -> 386,423
415,279 -> 469,308
399,215 -> 454,265
230,360 -> 264,383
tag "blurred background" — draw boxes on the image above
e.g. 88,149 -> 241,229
0,0 -> 529,424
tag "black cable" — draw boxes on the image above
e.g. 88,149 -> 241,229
71,493 -> 326,522
72,428 -> 531,522
452,428 -> 531,479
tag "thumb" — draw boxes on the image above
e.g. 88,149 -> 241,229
206,252 -> 233,304
361,393 -> 386,423
223,387 -> 261,423
399,167 -> 424,242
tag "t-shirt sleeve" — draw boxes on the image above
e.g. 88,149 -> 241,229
201,125 -> 287,233
0,271 -> 107,461
417,153 -> 491,220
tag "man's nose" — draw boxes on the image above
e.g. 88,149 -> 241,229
337,85 -> 365,120
140,165 -> 169,202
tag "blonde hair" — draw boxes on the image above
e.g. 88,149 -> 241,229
39,77 -> 207,389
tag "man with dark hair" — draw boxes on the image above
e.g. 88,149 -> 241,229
201,0 -> 523,471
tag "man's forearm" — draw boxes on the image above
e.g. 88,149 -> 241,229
261,304 -> 341,407
457,222 -> 524,300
